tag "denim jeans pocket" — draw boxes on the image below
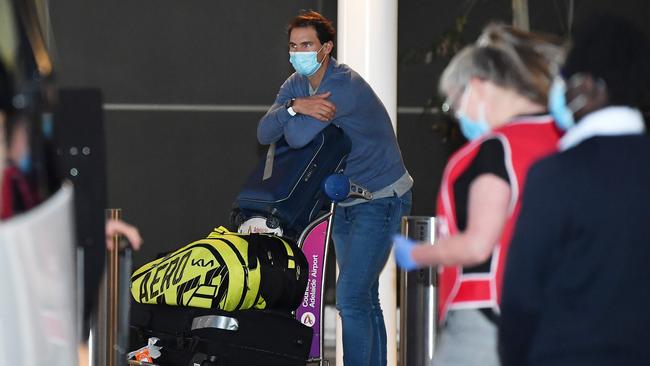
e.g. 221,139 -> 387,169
385,191 -> 412,230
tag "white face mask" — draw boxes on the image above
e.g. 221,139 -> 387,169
289,44 -> 325,77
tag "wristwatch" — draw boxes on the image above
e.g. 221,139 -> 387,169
286,98 -> 297,116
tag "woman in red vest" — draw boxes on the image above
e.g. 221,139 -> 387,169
394,24 -> 562,365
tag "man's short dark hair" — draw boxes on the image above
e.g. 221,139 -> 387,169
563,14 -> 650,108
287,10 -> 336,45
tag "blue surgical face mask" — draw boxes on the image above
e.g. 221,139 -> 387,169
289,44 -> 325,77
548,75 -> 590,131
548,77 -> 575,131
456,87 -> 490,141
18,153 -> 32,173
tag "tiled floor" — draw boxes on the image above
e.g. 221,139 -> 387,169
323,305 -> 337,365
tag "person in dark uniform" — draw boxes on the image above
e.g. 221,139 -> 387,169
499,14 -> 650,366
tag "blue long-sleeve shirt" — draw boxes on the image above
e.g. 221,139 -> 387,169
257,57 -> 408,192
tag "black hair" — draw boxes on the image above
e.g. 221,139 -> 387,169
563,14 -> 650,108
0,59 -> 14,116
287,10 -> 336,45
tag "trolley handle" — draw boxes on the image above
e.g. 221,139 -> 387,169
322,173 -> 372,203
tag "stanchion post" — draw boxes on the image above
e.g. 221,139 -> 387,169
399,216 -> 438,366
106,208 -> 121,366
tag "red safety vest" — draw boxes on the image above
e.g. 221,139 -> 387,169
437,115 -> 560,322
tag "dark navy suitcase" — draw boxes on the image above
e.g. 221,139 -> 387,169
231,124 -> 351,239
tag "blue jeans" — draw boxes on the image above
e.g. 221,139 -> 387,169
333,190 -> 412,366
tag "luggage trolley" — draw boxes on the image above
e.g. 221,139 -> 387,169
127,174 -> 371,366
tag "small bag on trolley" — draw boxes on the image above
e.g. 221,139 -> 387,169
130,226 -> 308,312
231,124 -> 351,239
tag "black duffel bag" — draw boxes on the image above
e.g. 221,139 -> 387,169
130,303 -> 312,366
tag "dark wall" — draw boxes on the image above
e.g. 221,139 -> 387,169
50,1 -> 336,104
397,0 -> 513,217
529,0 -> 650,36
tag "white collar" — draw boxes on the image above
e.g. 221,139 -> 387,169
559,106 -> 646,151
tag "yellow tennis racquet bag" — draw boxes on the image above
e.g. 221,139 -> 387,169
130,226 -> 308,312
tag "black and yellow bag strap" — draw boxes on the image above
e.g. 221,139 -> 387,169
215,237 -> 251,310
208,226 -> 259,270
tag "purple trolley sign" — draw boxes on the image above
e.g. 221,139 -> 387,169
295,212 -> 333,362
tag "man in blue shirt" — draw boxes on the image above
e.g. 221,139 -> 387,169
257,10 -> 412,366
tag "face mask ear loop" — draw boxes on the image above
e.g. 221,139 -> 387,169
565,73 -> 589,114
455,86 -> 471,119
594,78 -> 608,101
313,43 -> 327,65
478,101 -> 489,127
567,73 -> 587,89
566,76 -> 606,115
568,94 -> 588,113
313,44 -> 326,74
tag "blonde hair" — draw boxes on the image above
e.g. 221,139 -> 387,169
439,23 -> 564,105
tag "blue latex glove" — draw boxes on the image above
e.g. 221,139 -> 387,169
393,234 -> 419,271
